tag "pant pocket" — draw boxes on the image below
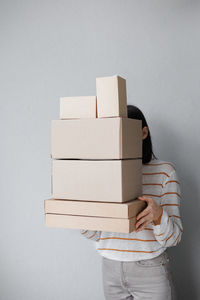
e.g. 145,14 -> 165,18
135,251 -> 169,268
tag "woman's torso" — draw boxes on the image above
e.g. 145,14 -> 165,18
95,158 -> 176,261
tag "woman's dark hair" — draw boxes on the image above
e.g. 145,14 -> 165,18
127,105 -> 157,164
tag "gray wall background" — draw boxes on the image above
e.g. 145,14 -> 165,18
0,0 -> 200,299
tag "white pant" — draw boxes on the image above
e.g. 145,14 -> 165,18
102,251 -> 176,300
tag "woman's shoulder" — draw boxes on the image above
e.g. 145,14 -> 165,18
142,158 -> 176,175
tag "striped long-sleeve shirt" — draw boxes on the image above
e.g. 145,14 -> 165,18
80,159 -> 183,261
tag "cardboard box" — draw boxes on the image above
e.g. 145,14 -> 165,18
51,159 -> 142,202
60,96 -> 97,119
51,118 -> 142,159
44,198 -> 146,218
96,75 -> 127,118
45,213 -> 137,233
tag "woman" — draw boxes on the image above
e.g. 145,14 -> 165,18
80,105 -> 183,300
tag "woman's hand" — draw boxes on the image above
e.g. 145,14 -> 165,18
135,196 -> 163,232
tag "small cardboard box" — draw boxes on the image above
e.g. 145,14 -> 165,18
96,75 -> 127,118
51,118 -> 142,159
44,198 -> 146,219
51,159 -> 142,202
45,213 -> 137,233
60,96 -> 97,119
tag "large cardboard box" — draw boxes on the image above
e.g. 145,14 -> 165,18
44,198 -> 146,218
45,213 -> 137,233
51,118 -> 142,159
96,75 -> 127,118
60,96 -> 97,119
51,159 -> 142,202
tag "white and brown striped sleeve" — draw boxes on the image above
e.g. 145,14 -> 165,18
152,169 -> 183,247
80,229 -> 101,242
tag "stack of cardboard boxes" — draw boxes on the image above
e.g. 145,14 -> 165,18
44,75 -> 146,233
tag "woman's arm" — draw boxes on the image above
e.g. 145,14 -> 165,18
151,169 -> 183,247
135,169 -> 183,247
80,229 -> 101,242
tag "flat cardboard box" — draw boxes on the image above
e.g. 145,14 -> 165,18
44,198 -> 146,218
96,75 -> 127,118
45,213 -> 137,233
60,96 -> 97,119
51,118 -> 142,159
51,159 -> 142,202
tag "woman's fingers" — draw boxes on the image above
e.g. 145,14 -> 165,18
135,215 -> 150,229
136,207 -> 150,221
136,195 -> 153,223
135,211 -> 153,232
136,221 -> 149,232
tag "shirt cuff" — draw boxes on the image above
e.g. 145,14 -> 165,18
152,208 -> 169,235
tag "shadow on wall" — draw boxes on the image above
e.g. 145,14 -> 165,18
155,123 -> 200,300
